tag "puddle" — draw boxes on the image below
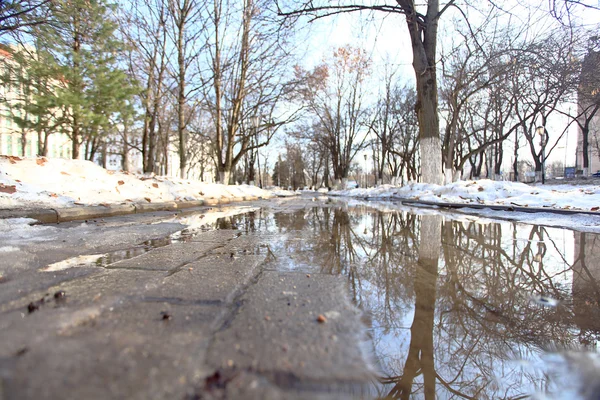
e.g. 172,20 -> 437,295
39,211 -> 254,272
224,204 -> 600,399
35,201 -> 600,398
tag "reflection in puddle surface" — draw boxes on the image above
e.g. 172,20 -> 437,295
228,205 -> 600,399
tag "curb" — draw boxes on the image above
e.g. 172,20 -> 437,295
396,198 -> 600,216
0,197 -> 267,224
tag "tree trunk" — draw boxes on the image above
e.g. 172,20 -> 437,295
72,121 -> 80,159
177,18 -> 187,179
582,125 -> 590,176
406,0 -> 443,185
219,169 -> 231,185
122,124 -> 129,172
101,139 -> 108,168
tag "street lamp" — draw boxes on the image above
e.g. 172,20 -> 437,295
536,126 -> 546,184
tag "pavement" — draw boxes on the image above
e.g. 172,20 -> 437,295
0,202 -> 376,400
3,192 -> 597,399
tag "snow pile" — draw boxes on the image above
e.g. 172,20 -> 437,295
0,156 -> 284,209
333,179 -> 600,212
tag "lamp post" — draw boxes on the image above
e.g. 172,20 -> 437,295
363,154 -> 368,188
536,126 -> 546,184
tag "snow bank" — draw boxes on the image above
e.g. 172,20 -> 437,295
332,179 -> 600,212
0,156 -> 288,209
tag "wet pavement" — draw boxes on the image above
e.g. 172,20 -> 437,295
1,196 -> 600,399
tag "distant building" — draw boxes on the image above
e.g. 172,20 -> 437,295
575,45 -> 600,175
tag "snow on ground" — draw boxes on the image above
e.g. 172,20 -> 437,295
331,179 -> 600,232
0,156 -> 295,209
1,155 -> 600,232
332,180 -> 600,212
330,179 -> 600,211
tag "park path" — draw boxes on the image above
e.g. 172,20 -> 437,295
0,220 -> 374,400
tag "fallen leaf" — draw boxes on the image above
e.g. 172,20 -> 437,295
115,186 -> 120,194
144,197 -> 152,203
0,184 -> 16,194
107,170 -> 114,175
4,155 -> 22,164
117,180 -> 125,185
317,314 -> 327,323
152,183 -> 159,188
15,179 -> 21,182
73,202 -> 84,205
49,193 -> 58,198
592,206 -> 599,211
36,157 -> 47,166
60,171 -> 70,176
161,311 -> 171,320
99,203 -> 110,207
478,186 -> 484,192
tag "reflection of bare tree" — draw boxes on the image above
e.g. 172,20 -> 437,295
262,205 -> 600,398
382,215 -> 441,400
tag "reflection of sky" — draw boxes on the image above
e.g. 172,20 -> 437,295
226,203 -> 600,398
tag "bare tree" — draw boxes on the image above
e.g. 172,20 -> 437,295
512,29 -> 581,180
0,0 -> 52,37
294,45 -> 371,187
371,72 -> 420,184
119,0 -> 173,173
203,0 -> 296,184
277,0 -> 465,185
166,0 -> 204,178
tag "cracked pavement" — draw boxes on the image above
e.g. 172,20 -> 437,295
0,202 -> 375,400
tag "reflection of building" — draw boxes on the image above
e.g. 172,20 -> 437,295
0,44 -> 72,158
572,232 -> 600,343
575,47 -> 600,175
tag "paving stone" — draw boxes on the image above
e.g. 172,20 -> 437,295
206,271 -> 374,388
155,253 -> 264,297
106,241 -> 220,271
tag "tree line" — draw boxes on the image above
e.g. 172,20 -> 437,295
0,0 -> 599,185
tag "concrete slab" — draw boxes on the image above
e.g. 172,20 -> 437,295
56,204 -> 136,222
0,208 -> 58,223
0,301 -> 215,400
106,241 -> 220,272
134,201 -> 179,213
147,254 -> 266,304
206,271 -> 374,389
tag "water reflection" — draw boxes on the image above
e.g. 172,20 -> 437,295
229,205 -> 600,399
